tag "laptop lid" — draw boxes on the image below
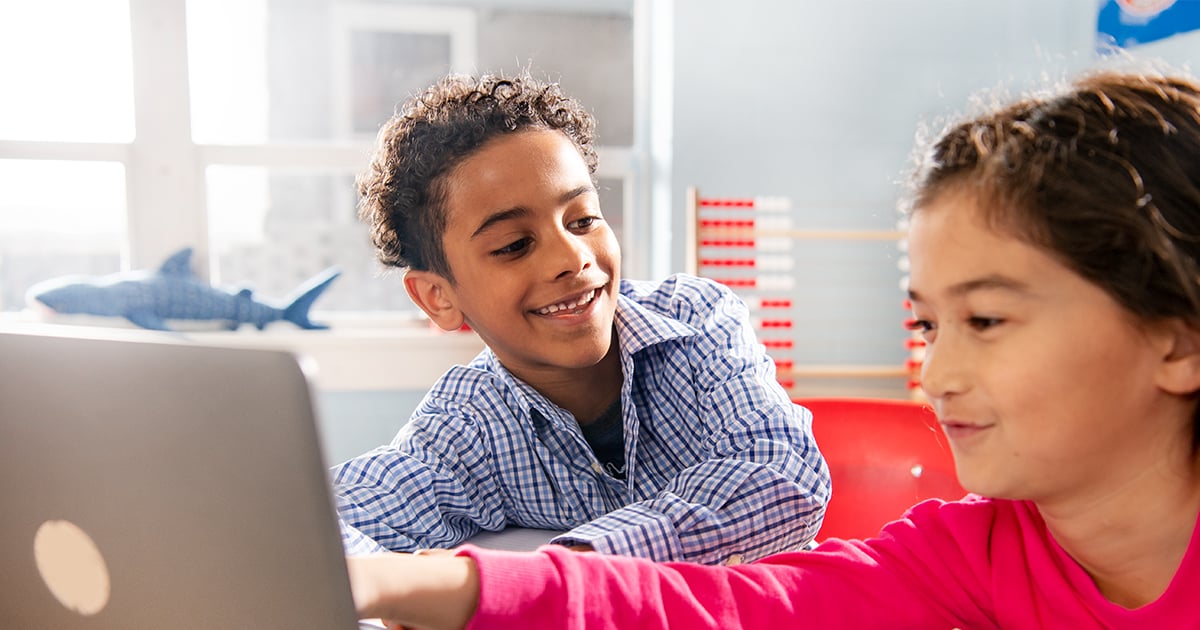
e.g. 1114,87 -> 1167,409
0,324 -> 359,629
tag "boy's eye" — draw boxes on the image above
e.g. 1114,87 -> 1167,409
569,215 -> 601,230
492,237 -> 531,257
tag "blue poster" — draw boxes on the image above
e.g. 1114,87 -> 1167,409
1097,0 -> 1200,48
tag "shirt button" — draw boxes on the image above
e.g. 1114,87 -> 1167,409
591,461 -> 605,475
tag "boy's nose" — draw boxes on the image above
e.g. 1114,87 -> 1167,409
548,232 -> 592,280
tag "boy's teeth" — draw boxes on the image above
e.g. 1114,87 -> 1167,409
538,289 -> 596,315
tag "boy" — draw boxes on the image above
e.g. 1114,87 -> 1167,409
335,72 -> 829,565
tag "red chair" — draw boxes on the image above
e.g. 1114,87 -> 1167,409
796,397 -> 967,541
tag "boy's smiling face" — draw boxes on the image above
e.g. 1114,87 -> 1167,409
405,129 -> 621,386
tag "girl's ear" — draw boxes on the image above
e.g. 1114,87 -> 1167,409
403,270 -> 466,332
1157,319 -> 1200,395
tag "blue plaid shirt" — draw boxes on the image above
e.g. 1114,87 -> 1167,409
333,274 -> 830,564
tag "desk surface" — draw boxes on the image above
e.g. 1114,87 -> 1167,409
465,527 -> 563,551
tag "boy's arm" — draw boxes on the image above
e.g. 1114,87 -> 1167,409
552,425 -> 827,564
341,518 -> 388,554
554,277 -> 831,564
332,411 -> 507,554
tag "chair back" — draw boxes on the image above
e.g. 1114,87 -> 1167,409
797,397 -> 966,541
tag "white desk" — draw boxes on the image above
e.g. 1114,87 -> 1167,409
464,527 -> 563,551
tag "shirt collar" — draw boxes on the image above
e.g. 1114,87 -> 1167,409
476,282 -> 698,420
477,351 -> 558,421
613,288 -> 698,355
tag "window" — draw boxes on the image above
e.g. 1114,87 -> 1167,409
1,0 -> 643,320
0,0 -> 135,143
0,160 -> 127,310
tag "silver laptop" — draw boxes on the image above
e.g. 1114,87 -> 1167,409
0,324 -> 364,629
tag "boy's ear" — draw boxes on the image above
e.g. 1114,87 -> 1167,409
1156,319 -> 1200,395
404,270 -> 466,332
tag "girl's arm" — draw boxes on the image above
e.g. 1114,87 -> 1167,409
347,498 -> 1000,630
348,553 -> 480,630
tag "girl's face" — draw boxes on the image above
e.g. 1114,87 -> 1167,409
906,190 -> 1192,506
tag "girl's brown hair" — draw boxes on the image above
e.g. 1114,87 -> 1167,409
910,69 -> 1200,446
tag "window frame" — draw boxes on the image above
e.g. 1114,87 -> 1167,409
1,0 -> 646,282
0,0 -> 658,391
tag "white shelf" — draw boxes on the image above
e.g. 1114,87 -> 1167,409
187,325 -> 485,392
1,311 -> 486,392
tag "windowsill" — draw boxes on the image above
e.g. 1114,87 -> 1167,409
0,310 -> 486,392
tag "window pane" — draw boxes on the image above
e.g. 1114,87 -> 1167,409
186,0 -> 633,146
0,0 -> 134,142
479,10 -> 634,146
205,166 -> 413,313
187,0 -> 470,145
597,176 -> 626,253
0,160 -> 127,311
349,30 -> 451,137
186,0 -> 269,144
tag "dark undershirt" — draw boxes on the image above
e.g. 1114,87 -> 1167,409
579,398 -> 626,480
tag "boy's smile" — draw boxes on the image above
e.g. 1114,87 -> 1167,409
533,287 -> 599,316
405,129 -> 622,407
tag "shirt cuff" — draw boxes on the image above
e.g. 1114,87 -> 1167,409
549,504 -> 684,561
341,519 -> 387,555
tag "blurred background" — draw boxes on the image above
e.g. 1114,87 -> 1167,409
2,0 -> 1197,462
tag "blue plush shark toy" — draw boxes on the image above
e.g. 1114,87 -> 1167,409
27,248 -> 341,332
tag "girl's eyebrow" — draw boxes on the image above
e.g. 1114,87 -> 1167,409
908,274 -> 1032,302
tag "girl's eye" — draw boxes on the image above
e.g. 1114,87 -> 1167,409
905,318 -> 935,340
968,316 -> 1003,331
492,237 -> 531,257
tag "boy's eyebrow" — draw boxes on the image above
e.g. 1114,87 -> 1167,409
471,207 -> 529,239
469,184 -> 598,239
907,274 -> 1032,302
561,184 -> 597,204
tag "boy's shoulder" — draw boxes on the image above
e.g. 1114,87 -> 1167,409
619,273 -> 738,321
421,352 -> 508,408
417,350 -> 545,419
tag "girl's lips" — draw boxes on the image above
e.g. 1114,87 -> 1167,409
940,422 -> 993,440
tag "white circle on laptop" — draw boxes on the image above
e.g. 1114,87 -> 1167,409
33,519 -> 111,616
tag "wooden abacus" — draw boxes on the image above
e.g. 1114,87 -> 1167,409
685,186 -> 922,399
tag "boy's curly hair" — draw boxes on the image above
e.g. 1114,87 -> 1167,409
357,72 -> 599,280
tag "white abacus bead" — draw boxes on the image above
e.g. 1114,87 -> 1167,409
756,275 -> 796,291
756,255 -> 795,272
757,216 -> 793,231
755,237 -> 791,252
753,196 -> 792,212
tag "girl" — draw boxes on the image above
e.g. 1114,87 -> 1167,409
346,69 -> 1200,629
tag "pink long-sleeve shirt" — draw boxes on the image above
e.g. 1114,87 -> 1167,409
458,496 -> 1200,628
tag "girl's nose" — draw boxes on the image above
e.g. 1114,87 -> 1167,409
918,338 -> 967,401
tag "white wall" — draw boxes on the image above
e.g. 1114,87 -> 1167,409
668,0 -> 1199,396
323,0 -> 1200,457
